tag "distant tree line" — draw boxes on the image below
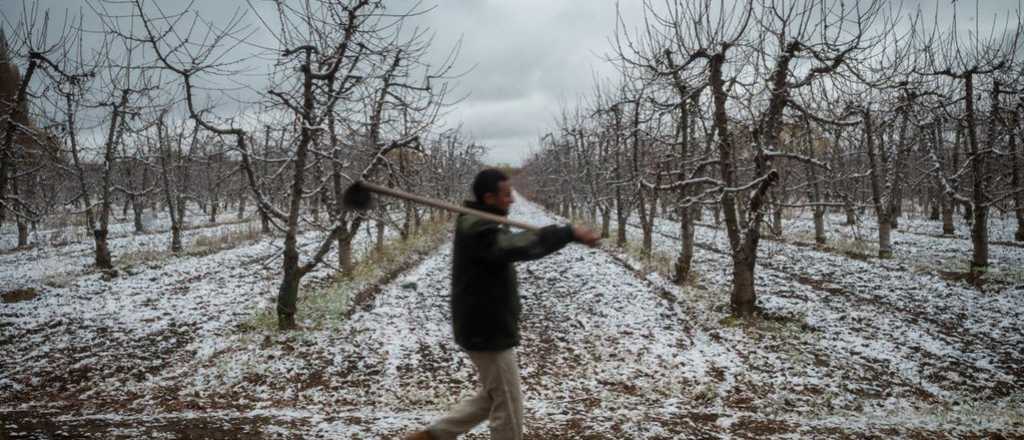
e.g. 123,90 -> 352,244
0,1 -> 482,329
519,0 -> 1024,317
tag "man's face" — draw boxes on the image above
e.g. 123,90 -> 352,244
483,180 -> 514,215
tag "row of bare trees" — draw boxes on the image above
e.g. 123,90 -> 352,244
0,1 -> 482,329
519,0 -> 1024,317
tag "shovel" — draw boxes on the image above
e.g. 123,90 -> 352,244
342,180 -> 540,231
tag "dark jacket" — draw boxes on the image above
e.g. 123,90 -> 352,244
450,201 -> 575,351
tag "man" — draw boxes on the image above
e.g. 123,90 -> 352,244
406,169 -> 600,440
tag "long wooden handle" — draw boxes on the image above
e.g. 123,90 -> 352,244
358,181 -> 541,232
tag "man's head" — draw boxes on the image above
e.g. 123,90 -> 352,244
472,168 -> 514,215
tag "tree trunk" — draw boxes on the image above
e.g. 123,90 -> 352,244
376,218 -> 385,254
971,206 -> 988,270
94,229 -> 112,268
311,168 -> 322,222
942,198 -> 955,236
863,109 -> 892,259
878,215 -> 892,258
208,191 -> 219,224
260,208 -> 271,234
600,206 -> 611,238
276,258 -> 301,330
237,193 -> 246,220
641,221 -> 652,257
11,171 -> 28,248
1010,109 -> 1023,241
813,207 -> 826,245
731,252 -> 756,317
170,221 -> 182,253
966,76 -> 988,270
94,90 -> 129,270
176,194 -> 187,228
402,199 -> 413,240
132,197 -> 145,233
805,139 -> 826,244
771,206 -> 783,236
0,58 -> 38,232
637,189 -> 655,258
844,199 -> 856,225
1016,203 -> 1024,242
134,162 -> 149,233
673,206 -> 695,285
64,92 -> 110,268
17,218 -> 28,248
338,231 -> 355,275
615,189 -> 627,247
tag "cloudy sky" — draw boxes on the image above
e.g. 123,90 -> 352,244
397,0 -> 640,165
2,0 -> 1021,165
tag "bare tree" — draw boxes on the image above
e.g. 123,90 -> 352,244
1,7 -> 85,248
916,10 -> 1022,270
126,0 -> 457,329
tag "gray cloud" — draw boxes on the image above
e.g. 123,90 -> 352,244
3,0 -> 1022,165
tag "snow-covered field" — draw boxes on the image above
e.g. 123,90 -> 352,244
1,198 -> 1022,438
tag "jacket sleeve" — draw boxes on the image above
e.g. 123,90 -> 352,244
471,222 -> 576,263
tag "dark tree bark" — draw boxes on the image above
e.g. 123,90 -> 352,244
940,120 -> 960,235
237,191 -> 246,220
157,115 -> 184,253
207,150 -> 221,224
131,161 -> 147,233
612,105 -> 629,247
672,90 -> 697,285
12,165 -> 28,247
597,206 -> 609,238
709,50 -> 778,317
806,125 -> 826,245
863,108 -> 893,258
0,52 -> 38,230
771,205 -> 783,236
1012,108 -> 1023,242
966,75 -> 989,270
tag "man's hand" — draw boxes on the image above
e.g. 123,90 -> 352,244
572,225 -> 601,247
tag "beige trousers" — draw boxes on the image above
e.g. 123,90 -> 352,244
428,349 -> 523,440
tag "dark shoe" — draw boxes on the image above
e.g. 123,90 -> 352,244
402,430 -> 434,440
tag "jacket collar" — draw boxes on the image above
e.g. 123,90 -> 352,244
464,200 -> 508,217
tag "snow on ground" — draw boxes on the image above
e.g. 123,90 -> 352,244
774,211 -> 1024,279
0,217 -> 259,292
623,211 -> 1023,434
2,197 -> 1022,438
796,209 -> 1022,244
0,205 -> 230,250
0,211 -> 402,425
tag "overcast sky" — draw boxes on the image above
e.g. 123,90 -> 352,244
2,0 -> 1021,165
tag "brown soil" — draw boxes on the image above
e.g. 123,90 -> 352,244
1,288 -> 38,303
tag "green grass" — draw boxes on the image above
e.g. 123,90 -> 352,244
791,231 -> 875,258
913,255 -> 1024,287
116,248 -> 170,267
605,226 -> 700,286
829,237 -> 875,257
185,222 -> 263,257
42,270 -> 87,288
242,218 -> 451,333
